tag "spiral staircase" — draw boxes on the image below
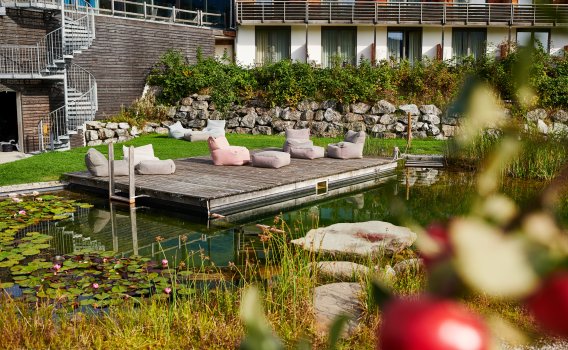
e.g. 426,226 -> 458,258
0,0 -> 98,151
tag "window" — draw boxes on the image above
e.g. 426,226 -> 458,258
387,29 -> 422,62
255,27 -> 291,65
517,29 -> 550,53
452,29 -> 486,61
321,27 -> 357,68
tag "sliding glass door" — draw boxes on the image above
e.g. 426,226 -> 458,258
321,27 -> 357,68
255,27 -> 291,65
387,28 -> 422,63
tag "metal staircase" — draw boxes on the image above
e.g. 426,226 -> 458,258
0,0 -> 98,151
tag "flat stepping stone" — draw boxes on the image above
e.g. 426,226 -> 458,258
291,221 -> 416,257
316,261 -> 371,281
314,282 -> 363,336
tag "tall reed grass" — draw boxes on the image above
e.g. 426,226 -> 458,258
445,131 -> 568,180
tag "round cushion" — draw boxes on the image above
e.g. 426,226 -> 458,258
252,151 -> 291,169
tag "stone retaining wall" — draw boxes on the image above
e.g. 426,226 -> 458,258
84,121 -> 135,146
169,95 -> 453,138
167,95 -> 568,139
84,96 -> 568,145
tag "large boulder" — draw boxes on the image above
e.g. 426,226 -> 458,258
316,261 -> 372,281
419,104 -> 442,116
291,221 -> 417,257
421,114 -> 441,125
398,104 -> 420,116
240,113 -> 257,128
526,108 -> 547,123
320,100 -> 338,110
311,121 -> 328,136
323,108 -> 342,123
371,100 -> 396,115
537,119 -> 549,134
379,114 -> 397,125
281,107 -> 302,121
350,102 -> 371,114
313,283 -> 363,337
552,110 -> 568,123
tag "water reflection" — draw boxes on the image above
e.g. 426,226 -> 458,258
22,169 -> 565,268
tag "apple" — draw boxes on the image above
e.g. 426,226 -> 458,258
377,297 -> 490,350
525,272 -> 568,337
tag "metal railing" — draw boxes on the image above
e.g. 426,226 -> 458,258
66,63 -> 98,131
235,1 -> 568,25
0,45 -> 44,77
0,0 -> 60,9
97,0 -> 223,26
0,4 -> 94,77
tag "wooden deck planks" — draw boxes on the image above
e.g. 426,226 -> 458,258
66,153 -> 397,216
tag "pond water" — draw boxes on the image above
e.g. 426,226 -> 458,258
29,168 -> 566,268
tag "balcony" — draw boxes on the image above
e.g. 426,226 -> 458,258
235,1 -> 568,26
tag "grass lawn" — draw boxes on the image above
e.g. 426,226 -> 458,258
0,133 -> 446,187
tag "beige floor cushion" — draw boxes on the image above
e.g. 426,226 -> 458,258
135,159 -> 176,175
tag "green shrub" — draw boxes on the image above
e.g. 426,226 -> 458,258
147,49 -> 568,112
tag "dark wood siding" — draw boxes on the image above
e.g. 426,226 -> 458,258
0,80 -> 63,153
73,16 -> 215,118
0,8 -> 60,45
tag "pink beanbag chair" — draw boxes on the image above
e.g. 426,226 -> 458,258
207,136 -> 251,166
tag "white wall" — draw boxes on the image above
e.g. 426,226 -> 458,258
356,26 -> 374,63
422,27 -> 443,59
307,26 -> 322,66
291,25 -> 306,62
235,25 -> 256,66
214,45 -> 234,64
551,28 -> 568,56
442,27 -> 453,60
375,26 -> 388,61
487,27 -> 509,58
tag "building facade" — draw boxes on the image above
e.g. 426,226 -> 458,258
0,0 -> 231,152
234,1 -> 568,67
1,0 -> 567,153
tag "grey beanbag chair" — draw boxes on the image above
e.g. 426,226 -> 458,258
85,148 -> 129,176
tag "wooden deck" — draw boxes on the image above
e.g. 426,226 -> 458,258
66,152 -> 397,220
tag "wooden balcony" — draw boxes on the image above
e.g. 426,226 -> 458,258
235,1 -> 568,26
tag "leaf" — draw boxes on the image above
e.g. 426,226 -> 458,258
0,282 -> 14,289
450,218 -> 539,298
239,287 -> 284,350
369,278 -> 392,310
327,314 -> 350,350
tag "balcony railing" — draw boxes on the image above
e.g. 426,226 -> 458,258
97,0 -> 225,27
235,1 -> 568,26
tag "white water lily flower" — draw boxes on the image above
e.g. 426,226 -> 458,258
450,218 -> 538,298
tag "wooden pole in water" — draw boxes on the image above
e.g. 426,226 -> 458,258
108,142 -> 115,200
407,112 -> 412,149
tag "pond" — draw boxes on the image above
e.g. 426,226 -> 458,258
17,168 -> 567,269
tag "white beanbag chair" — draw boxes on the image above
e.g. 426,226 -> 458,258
123,144 -> 159,165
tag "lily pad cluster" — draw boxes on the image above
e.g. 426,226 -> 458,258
0,195 -> 195,308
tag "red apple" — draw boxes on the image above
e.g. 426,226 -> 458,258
525,272 -> 568,337
377,297 -> 490,350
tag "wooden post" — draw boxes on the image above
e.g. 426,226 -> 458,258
130,205 -> 138,256
109,142 -> 136,204
108,142 -> 115,200
110,202 -> 118,251
407,112 -> 412,149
